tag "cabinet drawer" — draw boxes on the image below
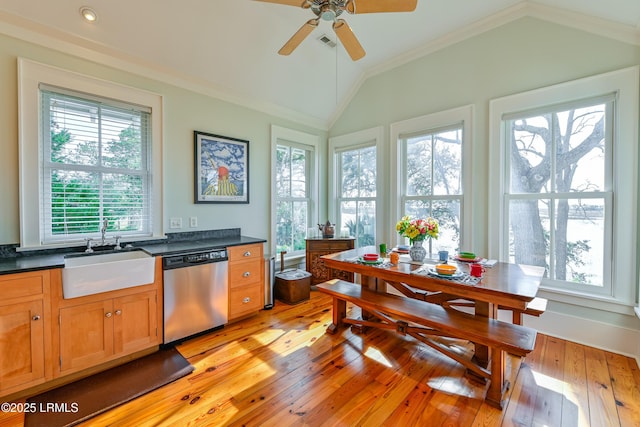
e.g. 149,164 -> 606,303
229,261 -> 261,288
228,243 -> 263,262
229,284 -> 262,319
0,271 -> 46,300
306,240 -> 353,251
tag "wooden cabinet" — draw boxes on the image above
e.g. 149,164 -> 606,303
53,258 -> 162,377
0,271 -> 51,395
228,243 -> 264,321
306,238 -> 355,285
58,290 -> 158,374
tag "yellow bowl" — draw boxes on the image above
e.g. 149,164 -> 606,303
435,264 -> 457,276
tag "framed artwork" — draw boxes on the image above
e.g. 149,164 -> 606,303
194,131 -> 249,204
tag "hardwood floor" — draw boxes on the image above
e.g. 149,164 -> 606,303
2,290 -> 639,426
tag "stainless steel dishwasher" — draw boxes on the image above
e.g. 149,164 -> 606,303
162,248 -> 228,343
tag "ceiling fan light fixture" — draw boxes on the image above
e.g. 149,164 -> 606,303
320,9 -> 336,21
256,0 -> 418,60
79,6 -> 98,22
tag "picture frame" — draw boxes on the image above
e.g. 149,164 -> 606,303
194,131 -> 249,204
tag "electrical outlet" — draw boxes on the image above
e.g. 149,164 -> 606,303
169,217 -> 182,229
189,217 -> 198,228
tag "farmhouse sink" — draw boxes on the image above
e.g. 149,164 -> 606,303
62,250 -> 155,299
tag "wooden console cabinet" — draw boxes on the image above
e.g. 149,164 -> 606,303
228,243 -> 264,321
305,238 -> 355,285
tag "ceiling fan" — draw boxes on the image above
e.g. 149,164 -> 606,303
256,0 -> 418,61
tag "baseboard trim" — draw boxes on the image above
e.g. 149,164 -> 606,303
507,310 -> 640,368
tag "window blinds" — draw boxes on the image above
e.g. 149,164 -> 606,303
40,87 -> 152,243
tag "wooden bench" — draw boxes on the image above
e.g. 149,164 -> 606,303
316,279 -> 538,409
440,296 -> 547,325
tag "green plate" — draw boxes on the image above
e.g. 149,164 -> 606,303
359,257 -> 383,265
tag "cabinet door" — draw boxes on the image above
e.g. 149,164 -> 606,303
228,243 -> 264,320
0,300 -> 45,391
59,300 -> 114,373
229,261 -> 262,288
306,239 -> 355,285
113,291 -> 159,355
229,284 -> 263,320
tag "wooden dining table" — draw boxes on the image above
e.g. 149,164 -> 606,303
320,246 -> 546,368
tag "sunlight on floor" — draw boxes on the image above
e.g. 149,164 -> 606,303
364,346 -> 393,368
532,370 -> 589,425
532,370 -> 565,393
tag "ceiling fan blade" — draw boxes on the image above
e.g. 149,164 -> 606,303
332,19 -> 365,61
278,19 -> 319,56
346,0 -> 418,14
254,0 -> 309,7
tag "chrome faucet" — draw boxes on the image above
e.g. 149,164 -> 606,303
101,219 -> 108,245
85,238 -> 94,253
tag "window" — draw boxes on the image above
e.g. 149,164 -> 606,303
391,106 -> 473,254
489,67 -> 638,308
400,126 -> 463,253
18,58 -> 163,249
504,98 -> 612,290
329,127 -> 383,249
271,126 -> 319,256
41,87 -> 152,244
336,145 -> 376,247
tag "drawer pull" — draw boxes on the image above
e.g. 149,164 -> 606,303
244,251 -> 251,257
243,271 -> 251,278
115,310 -> 122,315
105,312 -> 112,318
32,315 -> 41,321
242,297 -> 251,304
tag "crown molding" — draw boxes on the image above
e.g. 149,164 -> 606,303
0,11 -> 328,131
364,2 -> 640,88
526,2 -> 640,46
1,2 -> 638,132
330,2 -> 640,129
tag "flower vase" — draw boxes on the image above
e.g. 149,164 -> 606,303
409,240 -> 427,263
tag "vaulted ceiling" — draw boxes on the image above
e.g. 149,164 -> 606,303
0,0 -> 638,129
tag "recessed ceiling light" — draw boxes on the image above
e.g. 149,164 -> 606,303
79,6 -> 98,22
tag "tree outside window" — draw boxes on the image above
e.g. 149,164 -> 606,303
506,100 -> 610,287
275,144 -> 310,254
401,127 -> 462,253
337,145 -> 376,247
43,90 -> 151,242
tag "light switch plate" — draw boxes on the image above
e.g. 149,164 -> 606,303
169,217 -> 182,229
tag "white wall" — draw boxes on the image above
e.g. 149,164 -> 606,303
330,17 -> 640,354
0,33 -> 327,246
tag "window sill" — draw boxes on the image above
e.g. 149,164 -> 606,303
538,286 -> 636,316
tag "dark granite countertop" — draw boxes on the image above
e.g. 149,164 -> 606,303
0,229 -> 266,276
136,235 -> 266,257
0,253 -> 68,275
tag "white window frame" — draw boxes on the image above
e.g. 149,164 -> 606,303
329,127 -> 383,247
390,105 -> 474,251
17,58 -> 164,250
270,125 -> 319,258
489,66 -> 639,313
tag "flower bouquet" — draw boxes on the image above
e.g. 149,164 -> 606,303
395,215 -> 439,243
395,216 -> 439,262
